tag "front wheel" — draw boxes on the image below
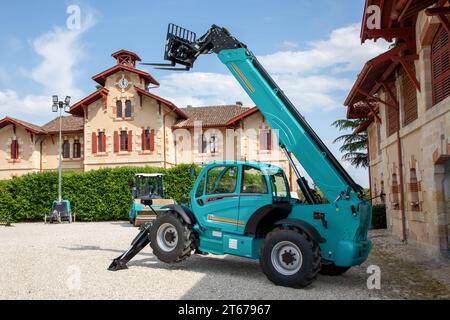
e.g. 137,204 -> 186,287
149,212 -> 194,263
260,228 -> 321,288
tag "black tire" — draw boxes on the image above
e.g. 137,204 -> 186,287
319,263 -> 350,276
149,212 -> 194,263
260,227 -> 321,288
129,218 -> 135,225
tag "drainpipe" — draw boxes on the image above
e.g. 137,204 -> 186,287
40,139 -> 43,172
397,120 -> 407,242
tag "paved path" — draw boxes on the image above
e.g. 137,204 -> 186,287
0,222 -> 448,300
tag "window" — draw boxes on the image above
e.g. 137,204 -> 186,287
142,129 -> 154,151
408,168 -> 421,211
270,171 -> 290,202
116,100 -> 123,118
260,129 -> 272,150
125,100 -> 132,117
210,135 -> 218,154
391,173 -> 400,210
241,166 -> 268,194
198,133 -> 207,154
62,140 -> 70,158
120,131 -> 129,151
73,140 -> 81,158
431,26 -> 450,106
10,139 -> 19,160
206,166 -> 238,195
195,175 -> 205,198
97,132 -> 106,152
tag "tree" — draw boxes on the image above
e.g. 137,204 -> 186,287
332,119 -> 368,169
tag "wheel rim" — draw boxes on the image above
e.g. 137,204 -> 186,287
270,241 -> 303,276
156,223 -> 178,252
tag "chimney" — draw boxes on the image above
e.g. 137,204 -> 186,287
236,101 -> 243,107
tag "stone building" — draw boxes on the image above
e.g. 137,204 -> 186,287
0,49 -> 294,188
344,0 -> 450,256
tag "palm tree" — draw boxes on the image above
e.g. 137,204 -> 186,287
332,119 -> 368,169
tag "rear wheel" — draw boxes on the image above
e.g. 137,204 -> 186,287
129,218 -> 135,225
319,263 -> 350,276
149,212 -> 194,263
260,228 -> 321,288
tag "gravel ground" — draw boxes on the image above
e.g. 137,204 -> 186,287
0,222 -> 448,300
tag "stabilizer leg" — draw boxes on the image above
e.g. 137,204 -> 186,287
108,223 -> 153,271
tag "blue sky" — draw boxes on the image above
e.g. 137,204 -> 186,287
0,0 -> 389,186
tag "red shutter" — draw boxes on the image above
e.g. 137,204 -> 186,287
114,131 -> 119,153
128,131 -> 133,152
386,79 -> 399,137
10,140 -> 18,159
141,129 -> 146,151
150,129 -> 155,152
401,64 -> 418,126
92,132 -> 97,154
431,26 -> 450,106
101,132 -> 106,153
268,130 -> 272,150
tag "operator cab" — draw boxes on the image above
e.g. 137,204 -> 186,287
131,173 -> 165,205
190,161 -> 292,233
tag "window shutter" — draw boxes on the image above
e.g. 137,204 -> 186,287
386,79 -> 399,137
401,63 -> 418,126
267,130 -> 272,150
431,26 -> 450,106
114,131 -> 119,153
128,131 -> 133,152
92,132 -> 97,154
141,129 -> 145,151
10,140 -> 18,159
150,129 -> 155,152
101,133 -> 106,153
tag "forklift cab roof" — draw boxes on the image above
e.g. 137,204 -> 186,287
135,173 -> 164,177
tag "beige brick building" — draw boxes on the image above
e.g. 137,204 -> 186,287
345,0 -> 450,256
0,49 -> 294,188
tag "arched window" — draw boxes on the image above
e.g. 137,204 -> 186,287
63,140 -> 70,158
431,25 -> 450,106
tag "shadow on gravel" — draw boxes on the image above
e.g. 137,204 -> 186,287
109,222 -> 135,228
59,244 -> 153,257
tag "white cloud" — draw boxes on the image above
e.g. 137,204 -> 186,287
154,23 -> 388,113
260,24 -> 388,75
281,41 -> 299,50
0,7 -> 96,124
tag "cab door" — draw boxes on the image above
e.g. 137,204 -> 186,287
191,165 -> 241,233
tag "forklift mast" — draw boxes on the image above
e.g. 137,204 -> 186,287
145,24 -> 362,203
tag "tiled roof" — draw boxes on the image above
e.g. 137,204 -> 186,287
42,116 -> 84,133
173,105 -> 253,128
0,117 -> 47,134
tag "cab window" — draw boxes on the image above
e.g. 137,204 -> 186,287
270,171 -> 290,202
241,166 -> 268,194
206,166 -> 238,195
195,175 -> 205,198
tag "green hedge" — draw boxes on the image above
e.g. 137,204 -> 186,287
371,204 -> 387,229
0,164 -> 198,222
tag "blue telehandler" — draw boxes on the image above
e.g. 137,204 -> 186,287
108,24 -> 372,288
